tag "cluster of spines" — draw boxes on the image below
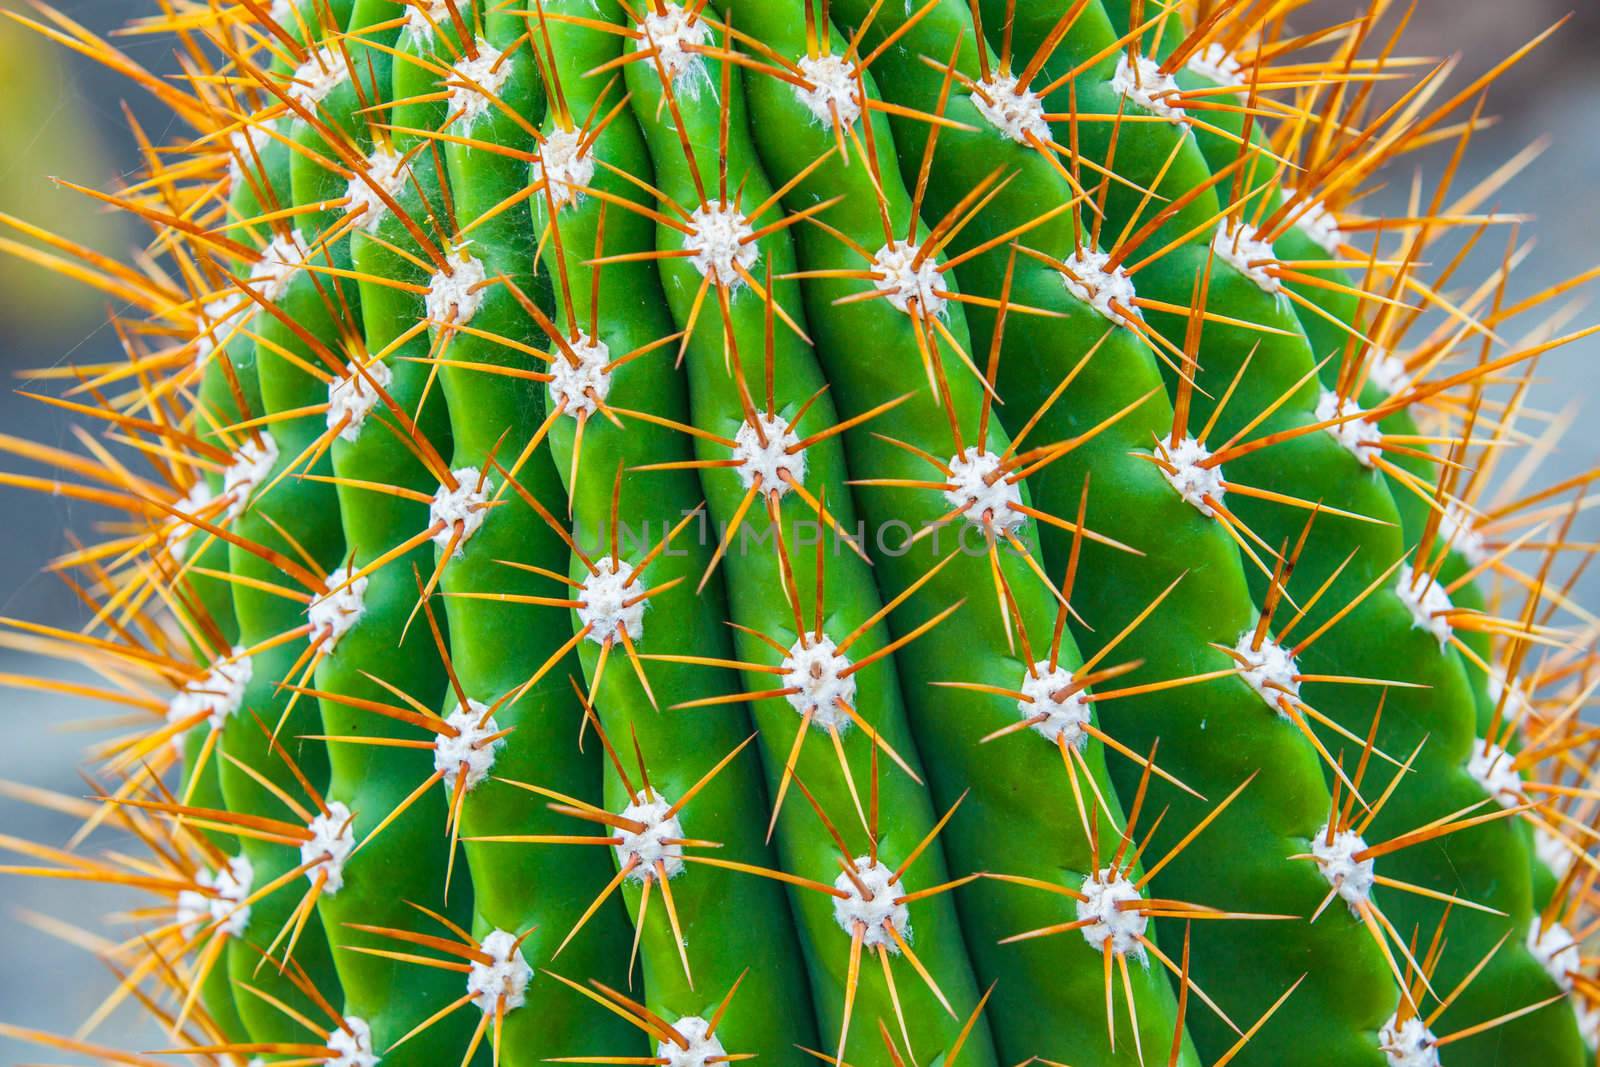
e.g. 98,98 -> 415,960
0,2 -> 1599,1067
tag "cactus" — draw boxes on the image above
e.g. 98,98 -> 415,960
2,2 -> 1599,1066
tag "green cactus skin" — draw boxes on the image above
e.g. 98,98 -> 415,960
535,2 -> 821,1057
622,22 -> 998,1064
1022,8 -> 1582,1061
811,3 -> 1400,1060
0,3 -> 1597,1067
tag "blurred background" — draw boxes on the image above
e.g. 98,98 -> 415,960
0,0 -> 1595,1058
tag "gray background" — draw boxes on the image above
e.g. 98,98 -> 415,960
0,1 -> 1595,1058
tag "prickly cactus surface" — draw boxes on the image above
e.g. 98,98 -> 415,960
2,3 -> 1598,1067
